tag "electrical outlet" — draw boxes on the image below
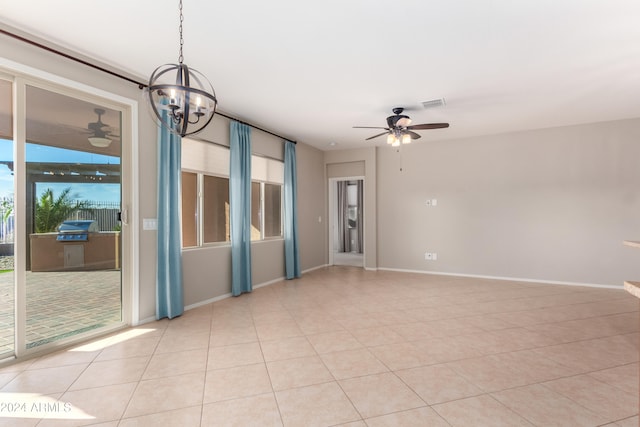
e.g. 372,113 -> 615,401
425,252 -> 438,261
425,199 -> 431,206
431,199 -> 438,206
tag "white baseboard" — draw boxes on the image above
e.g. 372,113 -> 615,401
181,263 -> 330,312
303,264 -> 329,273
148,264 -> 624,322
135,316 -> 157,326
184,292 -> 234,311
377,267 -> 623,290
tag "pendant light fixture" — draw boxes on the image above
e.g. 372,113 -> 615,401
146,0 -> 217,137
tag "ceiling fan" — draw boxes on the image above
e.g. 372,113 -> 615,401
354,107 -> 449,146
87,108 -> 118,148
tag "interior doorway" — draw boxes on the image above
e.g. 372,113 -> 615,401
329,177 -> 364,267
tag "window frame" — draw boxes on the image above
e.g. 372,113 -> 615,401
261,181 -> 283,240
251,180 -> 283,242
180,139 -> 284,249
181,169 -> 231,249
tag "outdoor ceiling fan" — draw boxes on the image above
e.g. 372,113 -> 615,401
87,108 -> 118,148
354,107 -> 449,146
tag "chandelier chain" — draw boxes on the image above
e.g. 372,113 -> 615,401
147,0 -> 217,136
178,0 -> 184,64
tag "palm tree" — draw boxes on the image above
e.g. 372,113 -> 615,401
0,196 -> 13,244
35,188 -> 92,233
0,197 -> 12,224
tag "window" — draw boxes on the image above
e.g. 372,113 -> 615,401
251,182 -> 261,240
181,171 -> 198,247
263,183 -> 282,238
251,181 -> 282,241
181,138 -> 283,248
252,154 -> 283,240
181,172 -> 230,247
203,175 -> 230,243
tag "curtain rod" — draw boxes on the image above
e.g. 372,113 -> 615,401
0,28 -> 297,144
215,112 -> 296,144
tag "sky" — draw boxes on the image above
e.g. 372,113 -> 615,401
0,139 -> 121,204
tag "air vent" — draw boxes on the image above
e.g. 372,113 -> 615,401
421,98 -> 446,109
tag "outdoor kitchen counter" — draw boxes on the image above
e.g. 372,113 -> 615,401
29,231 -> 120,272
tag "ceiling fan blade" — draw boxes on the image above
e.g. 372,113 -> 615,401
407,131 -> 421,140
365,132 -> 389,141
407,123 -> 449,130
353,126 -> 389,130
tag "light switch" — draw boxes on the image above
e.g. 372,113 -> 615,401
143,218 -> 158,230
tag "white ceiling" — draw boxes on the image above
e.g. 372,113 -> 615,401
1,0 -> 639,151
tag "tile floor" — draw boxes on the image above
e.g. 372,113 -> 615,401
0,266 -> 637,426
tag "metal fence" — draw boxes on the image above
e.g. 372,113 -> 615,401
0,197 -> 13,243
72,201 -> 121,232
0,198 -> 121,243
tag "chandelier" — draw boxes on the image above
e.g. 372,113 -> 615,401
146,0 -> 217,137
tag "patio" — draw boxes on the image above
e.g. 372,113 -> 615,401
0,266 -> 121,356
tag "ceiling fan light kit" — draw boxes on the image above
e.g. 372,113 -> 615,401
88,136 -> 112,148
146,0 -> 217,137
386,130 -> 413,146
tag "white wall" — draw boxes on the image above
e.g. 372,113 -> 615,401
377,118 -> 640,286
294,142 -> 327,271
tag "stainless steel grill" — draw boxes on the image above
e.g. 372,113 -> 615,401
56,220 -> 99,241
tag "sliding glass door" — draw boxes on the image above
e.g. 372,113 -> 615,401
23,85 -> 123,350
0,77 -> 14,358
0,73 -> 131,359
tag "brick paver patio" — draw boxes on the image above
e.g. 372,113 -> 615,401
0,269 -> 121,356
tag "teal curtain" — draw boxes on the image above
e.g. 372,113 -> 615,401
284,141 -> 301,279
230,121 -> 252,296
156,116 -> 184,319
